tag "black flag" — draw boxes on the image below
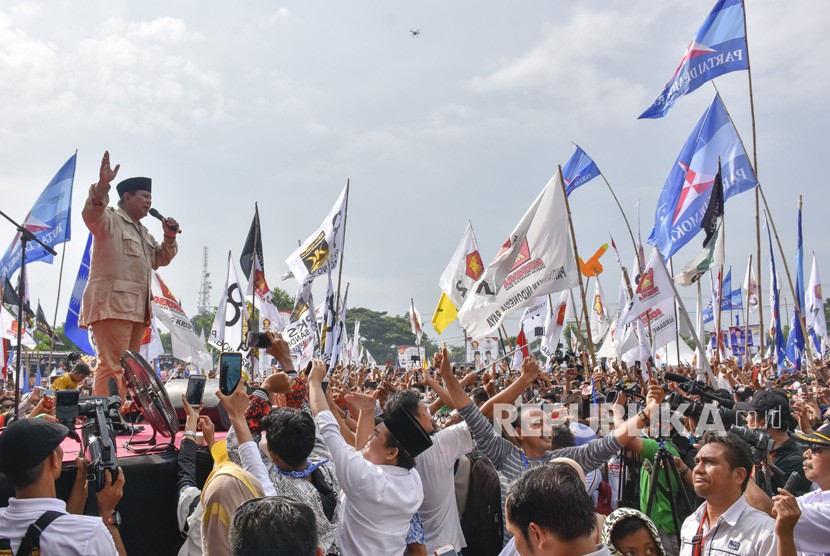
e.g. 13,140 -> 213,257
36,302 -> 53,337
700,160 -> 724,248
240,203 -> 264,280
2,276 -> 34,319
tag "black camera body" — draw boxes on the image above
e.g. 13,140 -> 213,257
55,388 -> 120,491
730,425 -> 775,463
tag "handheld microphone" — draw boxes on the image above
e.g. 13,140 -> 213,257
148,208 -> 180,233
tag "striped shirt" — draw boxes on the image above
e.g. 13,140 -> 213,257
458,403 -> 623,546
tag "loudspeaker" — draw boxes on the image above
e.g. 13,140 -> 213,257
165,378 -> 231,431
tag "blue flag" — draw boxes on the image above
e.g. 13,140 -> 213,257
64,234 -> 96,356
702,298 -> 714,324
720,269 -> 732,310
730,286 -> 743,310
562,146 -> 601,196
34,362 -> 42,390
648,94 -> 757,259
767,220 -> 786,371
639,0 -> 748,119
786,205 -> 805,371
0,154 -> 76,279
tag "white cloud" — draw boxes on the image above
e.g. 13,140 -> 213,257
0,11 -> 226,142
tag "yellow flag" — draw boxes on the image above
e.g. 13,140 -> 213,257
432,292 -> 458,334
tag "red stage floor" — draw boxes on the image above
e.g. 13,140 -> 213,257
60,426 -> 228,461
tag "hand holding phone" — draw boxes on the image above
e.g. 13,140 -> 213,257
186,375 -> 207,406
219,352 -> 243,396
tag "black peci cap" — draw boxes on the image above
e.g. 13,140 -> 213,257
383,406 -> 433,458
116,177 -> 152,198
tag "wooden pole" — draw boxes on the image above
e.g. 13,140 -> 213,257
669,258 -> 681,366
47,242 -> 69,374
560,165 -> 596,368
744,255 -> 752,362
739,0 -> 766,358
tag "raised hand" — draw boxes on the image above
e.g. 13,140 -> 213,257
99,151 -> 120,186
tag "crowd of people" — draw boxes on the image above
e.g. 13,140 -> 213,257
2,331 -> 829,556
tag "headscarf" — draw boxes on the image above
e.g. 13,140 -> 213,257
600,507 -> 666,556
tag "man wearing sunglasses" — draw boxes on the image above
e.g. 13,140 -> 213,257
772,422 -> 830,556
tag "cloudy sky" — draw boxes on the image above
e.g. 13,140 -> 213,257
1,1 -> 828,350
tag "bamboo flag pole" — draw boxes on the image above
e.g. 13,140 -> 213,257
739,0 -> 766,357
47,242 -> 69,374
744,254 -> 752,360
559,165 -> 596,368
660,256 -> 716,383
669,258 -> 681,365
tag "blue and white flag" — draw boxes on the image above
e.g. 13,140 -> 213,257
648,94 -> 757,259
702,298 -> 715,324
806,254 -> 827,356
0,154 -> 76,279
64,233 -> 96,356
720,269 -> 732,310
639,0 -> 748,119
562,145 -> 601,196
767,219 -> 786,371
786,205 -> 805,371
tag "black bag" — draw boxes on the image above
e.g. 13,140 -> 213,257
458,453 -> 503,556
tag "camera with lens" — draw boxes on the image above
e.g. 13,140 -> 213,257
730,425 -> 775,463
55,383 -> 121,492
663,372 -> 735,408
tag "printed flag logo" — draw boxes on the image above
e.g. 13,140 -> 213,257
299,232 -> 329,274
510,239 -> 531,271
639,0 -> 748,119
636,269 -> 655,294
648,94 -> 756,259
466,251 -> 484,281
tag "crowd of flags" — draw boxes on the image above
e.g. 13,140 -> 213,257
1,0 -> 828,384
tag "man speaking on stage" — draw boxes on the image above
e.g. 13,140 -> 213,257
80,151 -> 180,400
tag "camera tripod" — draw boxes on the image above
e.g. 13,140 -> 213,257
645,438 -> 692,547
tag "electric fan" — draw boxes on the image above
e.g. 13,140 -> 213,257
121,350 -> 178,453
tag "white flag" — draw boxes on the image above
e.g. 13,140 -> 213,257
806,253 -> 827,355
0,305 -> 36,347
541,290 -> 568,358
743,255 -> 759,312
438,222 -> 483,309
283,278 -> 317,350
321,270 -> 337,363
140,317 -> 164,364
350,321 -> 361,363
152,273 -> 213,371
623,318 -> 652,369
329,290 -> 349,369
458,170 -> 578,338
589,278 -> 610,339
210,253 -> 249,353
520,296 -> 549,333
285,184 -> 348,285
366,349 -> 377,368
642,297 -> 678,353
409,300 -> 423,344
619,249 -> 675,326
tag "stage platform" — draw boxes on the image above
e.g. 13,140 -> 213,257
1,425 -> 227,554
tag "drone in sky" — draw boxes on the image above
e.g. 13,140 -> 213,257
410,29 -> 420,37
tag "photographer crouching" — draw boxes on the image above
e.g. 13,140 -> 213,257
0,419 -> 126,555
